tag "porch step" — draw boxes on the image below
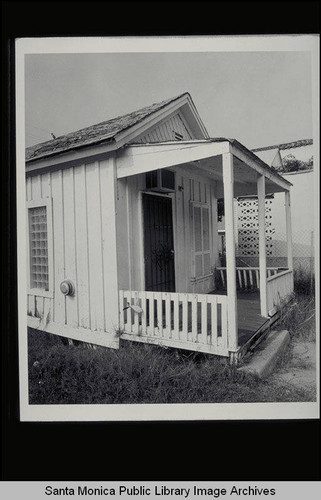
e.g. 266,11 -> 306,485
237,330 -> 290,379
237,310 -> 281,360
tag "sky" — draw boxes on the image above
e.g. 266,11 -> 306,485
25,50 -> 313,150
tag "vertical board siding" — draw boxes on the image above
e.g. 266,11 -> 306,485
126,167 -> 218,295
40,172 -> 53,323
27,157 -> 118,342
26,177 -> 34,316
74,165 -> 90,329
99,158 -> 120,334
26,177 -> 32,201
267,270 -> 293,313
41,173 -> 51,198
85,162 -> 105,332
136,112 -> 193,143
128,175 -> 145,291
31,175 -> 42,199
62,168 -> 78,327
51,170 -> 66,324
115,179 -> 130,290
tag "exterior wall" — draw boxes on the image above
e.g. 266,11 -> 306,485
116,165 -> 219,295
26,157 -> 119,346
133,110 -> 193,143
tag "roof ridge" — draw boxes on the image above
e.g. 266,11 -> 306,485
26,92 -> 191,161
26,93 -> 188,149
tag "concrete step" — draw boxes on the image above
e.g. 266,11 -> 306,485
238,329 -> 290,379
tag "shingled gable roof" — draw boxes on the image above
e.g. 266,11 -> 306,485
26,92 -> 202,163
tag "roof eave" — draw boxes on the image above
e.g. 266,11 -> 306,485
25,136 -> 117,164
229,139 -> 292,187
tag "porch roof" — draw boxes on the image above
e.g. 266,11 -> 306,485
117,138 -> 292,194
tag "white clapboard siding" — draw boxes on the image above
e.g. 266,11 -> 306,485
74,164 -> 90,329
119,290 -> 229,357
31,174 -> 41,199
27,158 -> 120,345
40,172 -> 53,324
26,177 -> 34,317
51,170 -> 66,324
136,112 -> 192,143
85,162 -> 105,332
267,269 -> 294,314
62,168 -> 78,327
99,158 -> 119,334
35,295 -> 44,320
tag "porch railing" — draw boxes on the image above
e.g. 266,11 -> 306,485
119,290 -> 229,356
217,266 -> 280,290
267,269 -> 294,315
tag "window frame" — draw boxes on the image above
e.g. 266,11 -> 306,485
26,197 -> 54,298
191,201 -> 212,279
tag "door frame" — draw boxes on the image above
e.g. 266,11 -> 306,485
139,190 -> 177,293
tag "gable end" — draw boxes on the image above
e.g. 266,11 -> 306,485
132,110 -> 194,144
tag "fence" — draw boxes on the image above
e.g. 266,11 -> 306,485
119,289 -> 229,356
216,266 -> 280,291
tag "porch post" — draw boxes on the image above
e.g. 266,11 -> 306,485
285,190 -> 293,271
222,152 -> 238,354
257,174 -> 268,317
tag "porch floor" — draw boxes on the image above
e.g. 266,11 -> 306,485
211,290 -> 270,347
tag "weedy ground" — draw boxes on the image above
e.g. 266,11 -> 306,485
28,290 -> 316,405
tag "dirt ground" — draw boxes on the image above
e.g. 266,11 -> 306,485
270,339 -> 317,400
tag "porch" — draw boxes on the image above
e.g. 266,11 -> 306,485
119,265 -> 293,360
116,138 -> 294,361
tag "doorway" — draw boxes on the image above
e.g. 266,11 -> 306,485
143,193 -> 175,292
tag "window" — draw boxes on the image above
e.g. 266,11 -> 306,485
192,202 -> 211,278
27,198 -> 53,297
145,169 -> 175,192
29,205 -> 49,290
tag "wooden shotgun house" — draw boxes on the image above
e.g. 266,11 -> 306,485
26,93 -> 294,362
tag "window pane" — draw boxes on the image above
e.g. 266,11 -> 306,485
29,206 -> 49,291
202,207 -> 210,251
194,206 -> 202,252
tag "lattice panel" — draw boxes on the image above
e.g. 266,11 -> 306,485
29,206 -> 49,290
237,199 -> 275,256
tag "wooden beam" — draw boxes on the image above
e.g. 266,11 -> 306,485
257,174 -> 268,317
222,152 -> 238,352
116,141 -> 230,178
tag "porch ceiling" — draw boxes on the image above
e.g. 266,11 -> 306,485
116,139 -> 292,195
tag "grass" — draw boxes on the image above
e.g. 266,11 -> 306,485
277,286 -> 315,342
27,290 -> 315,405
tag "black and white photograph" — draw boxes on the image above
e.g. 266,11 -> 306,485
15,35 -> 319,421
